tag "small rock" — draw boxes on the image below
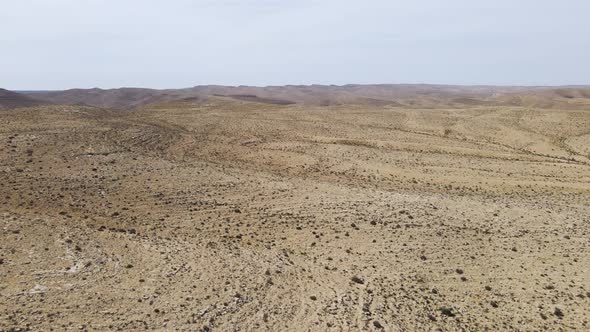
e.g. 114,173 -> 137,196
554,307 -> 564,319
351,276 -> 365,284
439,307 -> 456,317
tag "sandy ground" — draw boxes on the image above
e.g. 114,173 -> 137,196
1,99 -> 589,331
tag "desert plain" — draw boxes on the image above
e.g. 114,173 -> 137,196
1,85 -> 589,331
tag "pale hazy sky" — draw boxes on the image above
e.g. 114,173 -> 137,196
2,0 -> 589,90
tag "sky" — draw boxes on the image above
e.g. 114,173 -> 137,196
2,0 -> 589,90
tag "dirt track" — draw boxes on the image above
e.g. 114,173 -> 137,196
1,99 -> 589,331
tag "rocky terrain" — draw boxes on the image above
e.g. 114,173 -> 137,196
1,88 -> 589,331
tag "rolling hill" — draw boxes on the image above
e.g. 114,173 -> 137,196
0,88 -> 48,109
14,84 -> 590,110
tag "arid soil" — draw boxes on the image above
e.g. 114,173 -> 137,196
1,96 -> 590,331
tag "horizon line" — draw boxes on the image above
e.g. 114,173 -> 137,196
9,83 -> 590,92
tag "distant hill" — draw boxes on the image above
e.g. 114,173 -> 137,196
0,88 -> 48,109
493,87 -> 590,109
18,84 -> 590,109
25,88 -> 187,109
